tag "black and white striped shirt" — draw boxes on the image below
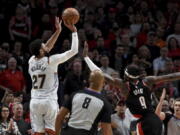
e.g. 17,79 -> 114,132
62,88 -> 112,134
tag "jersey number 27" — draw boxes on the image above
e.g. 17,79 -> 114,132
32,74 -> 46,89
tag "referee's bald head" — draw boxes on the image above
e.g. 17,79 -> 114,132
89,70 -> 104,91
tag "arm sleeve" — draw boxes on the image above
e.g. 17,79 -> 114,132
50,32 -> 78,66
84,56 -> 101,71
100,100 -> 112,123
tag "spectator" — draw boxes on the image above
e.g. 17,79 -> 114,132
161,100 -> 171,113
63,59 -> 86,100
156,90 -> 180,135
155,27 -> 166,48
1,91 -> 14,107
111,45 -> 125,76
41,30 -> 53,42
0,47 -> 7,72
130,13 -> 143,37
13,92 -> 23,103
0,42 -> 12,69
145,31 -> 160,62
167,23 -> 180,45
9,7 -> 31,44
60,39 -> 70,53
17,0 -> 31,15
111,101 -> 136,135
167,37 -> 180,59
12,41 -> 24,69
12,102 -> 31,135
0,105 -> 21,135
137,46 -> 152,72
88,48 -> 101,67
153,47 -> 171,75
32,13 -> 53,38
100,55 -> 115,75
136,22 -> 150,48
169,97 -> 175,113
163,59 -> 175,74
0,57 -> 26,93
96,36 -> 109,54
78,29 -> 86,48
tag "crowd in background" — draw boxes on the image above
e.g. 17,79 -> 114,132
0,0 -> 179,135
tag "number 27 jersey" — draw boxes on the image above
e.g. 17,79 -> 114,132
28,56 -> 59,100
126,80 -> 154,116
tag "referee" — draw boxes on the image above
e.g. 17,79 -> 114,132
55,69 -> 113,135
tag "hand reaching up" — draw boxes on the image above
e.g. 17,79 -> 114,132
55,17 -> 62,32
160,88 -> 166,102
82,41 -> 89,57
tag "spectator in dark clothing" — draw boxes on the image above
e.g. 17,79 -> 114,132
12,102 -> 31,135
145,31 -> 160,62
63,59 -> 86,100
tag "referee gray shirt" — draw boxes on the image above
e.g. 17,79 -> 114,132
164,113 -> 180,135
62,88 -> 112,134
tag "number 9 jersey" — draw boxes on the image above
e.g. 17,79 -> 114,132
125,79 -> 154,116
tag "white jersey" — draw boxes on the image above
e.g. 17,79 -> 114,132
28,32 -> 78,100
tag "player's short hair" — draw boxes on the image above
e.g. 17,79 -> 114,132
29,39 -> 43,56
124,64 -> 141,79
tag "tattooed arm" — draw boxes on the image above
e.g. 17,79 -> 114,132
103,74 -> 129,97
144,72 -> 180,88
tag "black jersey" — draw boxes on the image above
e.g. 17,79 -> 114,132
62,88 -> 112,135
126,79 -> 154,116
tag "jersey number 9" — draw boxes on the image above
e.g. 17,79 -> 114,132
139,96 -> 147,109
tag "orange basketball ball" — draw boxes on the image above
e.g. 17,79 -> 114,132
62,8 -> 80,24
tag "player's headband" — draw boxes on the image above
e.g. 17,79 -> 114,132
124,68 -> 140,79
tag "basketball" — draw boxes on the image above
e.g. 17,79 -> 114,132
62,8 -> 80,24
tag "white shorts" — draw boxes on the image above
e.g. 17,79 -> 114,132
30,99 -> 59,133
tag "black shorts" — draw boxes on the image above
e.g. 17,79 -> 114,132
61,126 -> 93,135
136,113 -> 162,135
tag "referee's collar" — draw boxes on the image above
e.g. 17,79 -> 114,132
85,88 -> 101,94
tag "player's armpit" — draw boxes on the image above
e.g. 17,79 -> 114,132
55,107 -> 69,135
101,122 -> 113,135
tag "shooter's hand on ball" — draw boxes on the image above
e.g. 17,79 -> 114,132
64,21 -> 77,32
